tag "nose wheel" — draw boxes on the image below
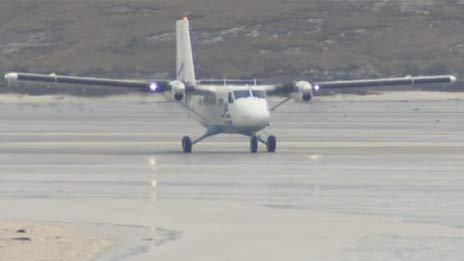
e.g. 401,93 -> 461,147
250,134 -> 277,153
250,136 -> 258,153
266,135 -> 276,153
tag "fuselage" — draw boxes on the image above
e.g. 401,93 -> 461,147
173,84 -> 271,135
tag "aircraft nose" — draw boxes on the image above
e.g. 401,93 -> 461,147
252,107 -> 271,125
234,98 -> 270,129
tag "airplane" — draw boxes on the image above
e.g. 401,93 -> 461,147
4,17 -> 457,153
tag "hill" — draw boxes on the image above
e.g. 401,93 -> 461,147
1,0 -> 463,85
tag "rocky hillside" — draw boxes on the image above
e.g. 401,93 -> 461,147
1,0 -> 463,84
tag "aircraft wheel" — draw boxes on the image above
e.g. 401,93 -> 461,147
250,135 -> 258,153
267,135 -> 277,153
182,136 -> 192,153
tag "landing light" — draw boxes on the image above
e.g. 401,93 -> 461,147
149,82 -> 159,92
314,84 -> 320,91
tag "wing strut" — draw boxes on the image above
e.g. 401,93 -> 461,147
177,101 -> 213,125
270,97 -> 292,111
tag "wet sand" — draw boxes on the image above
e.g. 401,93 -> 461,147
0,92 -> 463,260
0,221 -> 112,260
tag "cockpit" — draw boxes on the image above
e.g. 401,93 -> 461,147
229,90 -> 266,103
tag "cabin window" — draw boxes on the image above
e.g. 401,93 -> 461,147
252,90 -> 266,98
228,92 -> 234,103
233,90 -> 251,100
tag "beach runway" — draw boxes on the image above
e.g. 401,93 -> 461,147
0,94 -> 463,260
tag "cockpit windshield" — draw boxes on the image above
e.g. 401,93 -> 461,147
233,90 -> 251,99
252,90 -> 266,98
233,90 -> 266,100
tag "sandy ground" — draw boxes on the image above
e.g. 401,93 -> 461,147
318,90 -> 464,101
2,200 -> 464,261
0,90 -> 464,105
0,221 -> 112,261
0,91 -> 463,260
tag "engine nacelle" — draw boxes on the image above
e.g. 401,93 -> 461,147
169,80 -> 186,101
290,81 -> 313,103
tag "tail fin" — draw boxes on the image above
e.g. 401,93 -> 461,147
176,17 -> 196,85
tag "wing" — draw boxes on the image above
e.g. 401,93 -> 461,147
4,72 -> 169,93
314,75 -> 457,90
266,75 -> 457,97
3,72 -> 219,96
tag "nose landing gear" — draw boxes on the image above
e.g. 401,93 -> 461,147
249,134 -> 277,153
266,135 -> 276,153
250,136 -> 258,153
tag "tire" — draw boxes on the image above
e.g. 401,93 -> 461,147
250,136 -> 258,153
182,136 -> 192,153
267,135 -> 277,153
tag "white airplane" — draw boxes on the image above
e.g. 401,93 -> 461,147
4,18 -> 457,153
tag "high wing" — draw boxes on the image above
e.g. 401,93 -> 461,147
266,75 -> 457,97
3,72 -> 215,95
4,72 -> 170,93
314,75 -> 457,90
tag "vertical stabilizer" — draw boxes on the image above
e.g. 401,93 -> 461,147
176,17 -> 196,85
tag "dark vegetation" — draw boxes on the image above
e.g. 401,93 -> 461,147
1,0 -> 463,95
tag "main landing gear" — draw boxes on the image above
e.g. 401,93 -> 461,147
181,128 -> 220,153
182,136 -> 192,153
181,130 -> 277,153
